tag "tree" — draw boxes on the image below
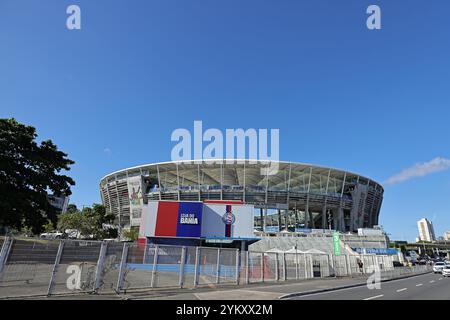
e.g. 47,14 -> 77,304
57,210 -> 83,233
43,220 -> 55,233
0,118 -> 75,234
57,204 -> 117,240
122,227 -> 139,242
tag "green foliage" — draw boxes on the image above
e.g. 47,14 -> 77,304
122,227 -> 139,242
57,204 -> 117,240
0,118 -> 75,234
57,210 -> 83,232
43,221 -> 55,233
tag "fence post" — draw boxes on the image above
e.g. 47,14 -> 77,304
151,245 -> 159,288
245,251 -> 249,285
193,247 -> 200,288
295,252 -> 299,280
143,241 -> 148,264
327,255 -> 330,277
309,254 -> 314,278
329,254 -> 335,277
303,254 -> 308,279
116,242 -> 129,293
0,238 -> 7,263
343,255 -> 348,276
283,252 -> 287,281
179,246 -> 186,288
346,255 -> 351,276
216,248 -> 221,284
0,237 -> 13,281
47,240 -> 65,296
261,252 -> 265,283
320,255 -> 325,278
362,255 -> 366,274
93,241 -> 108,293
235,249 -> 240,285
275,253 -> 279,281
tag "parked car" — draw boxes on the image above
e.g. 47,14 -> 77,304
418,259 -> 427,265
442,265 -> 450,277
39,231 -> 64,240
433,262 -> 446,274
64,229 -> 81,239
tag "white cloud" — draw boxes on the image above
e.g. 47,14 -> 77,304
103,148 -> 112,156
385,157 -> 450,185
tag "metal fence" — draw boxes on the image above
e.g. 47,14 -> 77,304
0,237 -> 414,298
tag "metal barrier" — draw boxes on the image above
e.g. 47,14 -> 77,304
0,237 -> 423,298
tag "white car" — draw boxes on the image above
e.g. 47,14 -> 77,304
442,265 -> 450,277
39,231 -> 64,240
433,262 -> 446,274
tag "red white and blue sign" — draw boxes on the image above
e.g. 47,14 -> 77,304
139,201 -> 254,240
151,201 -> 203,238
222,205 -> 236,238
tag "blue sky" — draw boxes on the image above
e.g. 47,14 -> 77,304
1,0 -> 449,241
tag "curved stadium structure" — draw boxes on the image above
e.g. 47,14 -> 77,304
100,160 -> 384,234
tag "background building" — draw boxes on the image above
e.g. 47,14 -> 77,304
444,231 -> 450,241
100,160 -> 384,236
417,218 -> 436,242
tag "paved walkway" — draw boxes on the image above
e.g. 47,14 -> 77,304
15,276 -> 368,300
16,270 -> 431,300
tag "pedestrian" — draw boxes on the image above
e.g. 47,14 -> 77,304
357,259 -> 364,273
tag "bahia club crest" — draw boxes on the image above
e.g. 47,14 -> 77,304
222,205 -> 236,238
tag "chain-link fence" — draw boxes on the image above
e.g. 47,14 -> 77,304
0,237 -> 422,298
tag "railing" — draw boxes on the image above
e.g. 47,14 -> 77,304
0,237 -> 426,299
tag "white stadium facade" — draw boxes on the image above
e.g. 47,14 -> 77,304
100,160 -> 384,245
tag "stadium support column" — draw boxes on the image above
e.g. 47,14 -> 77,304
264,208 -> 267,232
198,163 -> 201,202
284,210 -> 289,231
309,211 -> 315,229
323,169 -> 331,230
338,172 -> 346,232
338,207 -> 344,232
322,206 -> 327,229
369,185 -> 378,227
277,210 -> 282,231
157,165 -> 162,201
306,167 -> 312,229
286,163 -> 292,231
176,163 -> 181,201
304,210 -> 309,230
114,177 -> 122,233
260,208 -> 264,233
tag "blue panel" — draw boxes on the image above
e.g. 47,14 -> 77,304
176,202 -> 203,238
352,248 -> 398,255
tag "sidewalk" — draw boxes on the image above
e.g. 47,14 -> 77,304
133,276 -> 372,300
21,269 -> 431,300
125,268 -> 432,300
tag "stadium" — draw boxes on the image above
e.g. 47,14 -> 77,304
99,160 -> 384,249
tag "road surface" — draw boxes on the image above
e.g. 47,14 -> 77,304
289,272 -> 450,300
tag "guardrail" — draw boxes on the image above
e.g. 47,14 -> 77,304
0,237 -> 404,298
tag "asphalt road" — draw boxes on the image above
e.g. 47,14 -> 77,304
289,272 -> 450,300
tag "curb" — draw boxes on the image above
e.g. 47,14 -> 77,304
279,271 -> 432,300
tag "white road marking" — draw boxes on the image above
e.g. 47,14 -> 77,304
439,278 -> 443,281
286,273 -> 433,300
396,288 -> 407,293
430,280 -> 435,283
416,284 -> 423,287
363,295 -> 384,301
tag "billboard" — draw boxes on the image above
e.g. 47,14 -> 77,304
202,203 -> 254,239
128,175 -> 144,227
139,201 -> 203,238
139,201 -> 254,240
